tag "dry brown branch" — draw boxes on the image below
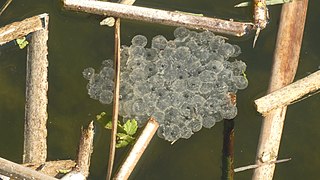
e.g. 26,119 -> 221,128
0,157 -> 57,180
253,0 -> 269,47
63,0 -> 253,37
23,160 -> 76,177
76,121 -> 95,178
113,118 -> 159,180
255,70 -> 320,114
252,0 -> 308,179
23,13 -> 49,164
0,13 -> 48,45
106,18 -> 121,180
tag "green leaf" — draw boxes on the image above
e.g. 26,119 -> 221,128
242,70 -> 248,83
95,112 -> 113,129
116,140 -> 129,148
123,119 -> 138,136
117,133 -> 135,141
16,37 -> 28,49
115,133 -> 135,148
57,169 -> 71,174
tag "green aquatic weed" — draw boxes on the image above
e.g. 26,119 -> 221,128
16,36 -> 29,49
96,112 -> 138,148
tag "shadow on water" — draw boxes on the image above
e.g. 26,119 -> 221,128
0,0 -> 319,179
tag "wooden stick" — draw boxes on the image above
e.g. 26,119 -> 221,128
23,13 -> 49,164
221,119 -> 235,179
0,13 -> 48,45
255,70 -> 320,114
234,158 -> 291,173
113,118 -> 159,180
100,0 -> 136,27
23,160 -> 76,177
252,0 -> 308,179
63,0 -> 253,37
253,0 -> 268,47
76,121 -> 95,178
0,0 -> 12,16
106,17 -> 121,180
0,157 -> 57,180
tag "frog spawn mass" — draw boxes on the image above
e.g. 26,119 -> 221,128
83,27 -> 248,142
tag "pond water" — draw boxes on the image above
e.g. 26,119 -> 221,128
0,0 -> 319,179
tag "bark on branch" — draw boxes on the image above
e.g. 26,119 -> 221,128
255,70 -> 320,115
23,13 -> 49,164
76,121 -> 95,178
0,13 -> 48,45
0,157 -> 57,180
252,0 -> 308,179
63,0 -> 253,37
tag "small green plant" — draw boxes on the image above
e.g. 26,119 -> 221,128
15,36 -> 29,49
96,112 -> 138,148
242,70 -> 248,83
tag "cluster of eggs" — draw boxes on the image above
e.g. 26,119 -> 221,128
83,27 -> 248,142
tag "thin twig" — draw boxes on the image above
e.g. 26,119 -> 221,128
0,0 -> 12,16
235,158 -> 291,172
106,18 -> 121,180
221,119 -> 235,179
113,118 -> 159,180
253,0 -> 269,47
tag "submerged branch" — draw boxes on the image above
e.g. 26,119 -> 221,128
221,119 -> 235,179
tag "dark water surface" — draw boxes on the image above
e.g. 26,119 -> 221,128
0,0 -> 319,179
